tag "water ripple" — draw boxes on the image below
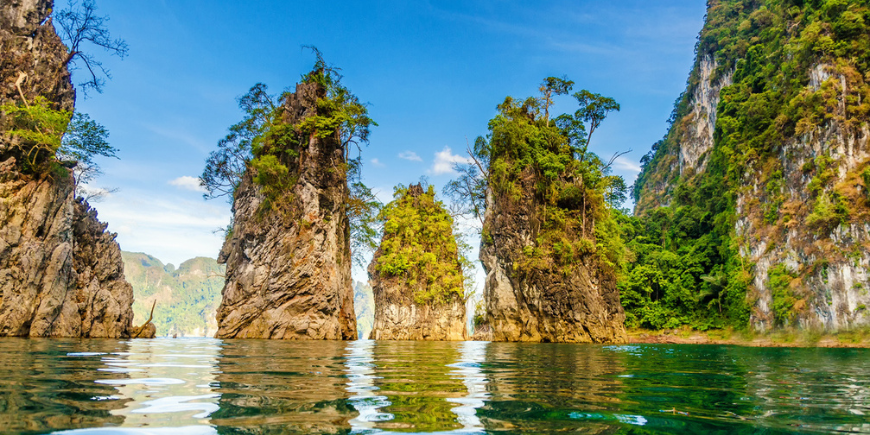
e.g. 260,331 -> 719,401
0,338 -> 866,434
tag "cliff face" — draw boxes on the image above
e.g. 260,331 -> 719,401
0,0 -> 137,338
367,184 -> 467,341
633,0 -> 870,331
216,81 -> 357,340
481,169 -> 627,343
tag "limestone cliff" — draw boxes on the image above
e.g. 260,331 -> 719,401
481,170 -> 627,343
367,184 -> 467,341
633,0 -> 870,331
0,0 -> 138,337
215,79 -> 357,340
471,92 -> 628,344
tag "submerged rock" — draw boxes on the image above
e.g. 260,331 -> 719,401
0,0 -> 136,338
368,184 -> 467,341
215,80 -> 356,340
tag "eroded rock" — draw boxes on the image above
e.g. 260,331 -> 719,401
0,0 -> 136,338
367,184 -> 467,341
215,80 -> 357,340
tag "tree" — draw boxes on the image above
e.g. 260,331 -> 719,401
347,158 -> 382,268
571,90 -> 620,158
539,76 -> 574,124
199,83 -> 273,200
60,111 -> 118,199
442,138 -> 489,226
54,0 -> 129,96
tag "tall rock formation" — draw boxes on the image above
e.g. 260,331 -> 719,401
481,172 -> 627,343
0,0 -> 140,337
367,184 -> 467,341
473,93 -> 628,343
215,79 -> 357,340
633,0 -> 870,331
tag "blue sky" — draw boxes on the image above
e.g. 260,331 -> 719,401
69,0 -> 705,272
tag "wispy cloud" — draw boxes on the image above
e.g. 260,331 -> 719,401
370,158 -> 385,167
398,151 -> 422,162
97,190 -> 231,266
169,176 -> 207,193
613,156 -> 642,173
146,124 -> 211,153
430,146 -> 471,175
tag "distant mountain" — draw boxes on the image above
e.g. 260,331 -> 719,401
354,280 -> 375,339
122,252 -> 224,337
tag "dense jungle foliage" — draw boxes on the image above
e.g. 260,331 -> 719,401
200,50 -> 381,266
622,0 -> 870,330
123,252 -> 224,337
446,77 -> 629,279
375,184 -> 472,304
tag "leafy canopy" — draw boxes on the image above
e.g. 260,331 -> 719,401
375,184 -> 467,305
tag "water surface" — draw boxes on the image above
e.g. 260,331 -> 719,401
0,338 -> 868,434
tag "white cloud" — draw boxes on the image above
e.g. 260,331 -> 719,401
430,146 -> 471,175
370,158 -> 385,167
613,156 -> 642,173
398,151 -> 422,162
169,176 -> 207,193
97,189 -> 231,266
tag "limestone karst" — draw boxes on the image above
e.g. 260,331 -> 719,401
368,183 -> 467,341
0,0 -> 145,338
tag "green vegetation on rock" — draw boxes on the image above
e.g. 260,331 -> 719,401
1,97 -> 116,177
123,252 -> 224,337
626,0 -> 870,331
375,184 -> 467,304
447,77 -> 628,278
200,49 -> 381,266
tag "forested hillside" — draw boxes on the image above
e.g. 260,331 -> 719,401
123,252 -> 223,337
626,0 -> 870,331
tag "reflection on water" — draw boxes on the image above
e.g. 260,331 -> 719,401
0,338 -> 868,434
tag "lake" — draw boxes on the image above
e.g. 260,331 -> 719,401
0,338 -> 867,434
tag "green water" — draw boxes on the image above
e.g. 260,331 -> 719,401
0,339 -> 867,434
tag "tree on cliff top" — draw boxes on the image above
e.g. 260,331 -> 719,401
199,50 -> 381,266
445,78 -> 628,274
374,184 -> 470,304
54,0 -> 129,96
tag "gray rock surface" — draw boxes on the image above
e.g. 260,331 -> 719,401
0,0 -> 138,338
215,81 -> 357,340
480,168 -> 628,343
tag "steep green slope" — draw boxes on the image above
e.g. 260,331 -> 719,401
123,252 -> 224,337
627,0 -> 870,331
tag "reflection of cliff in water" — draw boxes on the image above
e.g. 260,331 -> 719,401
210,340 -> 355,433
0,339 -> 129,433
101,339 -> 221,428
479,343 -> 625,433
345,340 -> 489,433
371,341 -> 464,432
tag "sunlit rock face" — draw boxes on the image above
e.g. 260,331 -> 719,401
0,0 -> 137,337
367,183 -> 467,341
480,169 -> 628,344
215,81 -> 356,340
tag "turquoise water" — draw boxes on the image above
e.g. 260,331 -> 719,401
0,339 -> 868,434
